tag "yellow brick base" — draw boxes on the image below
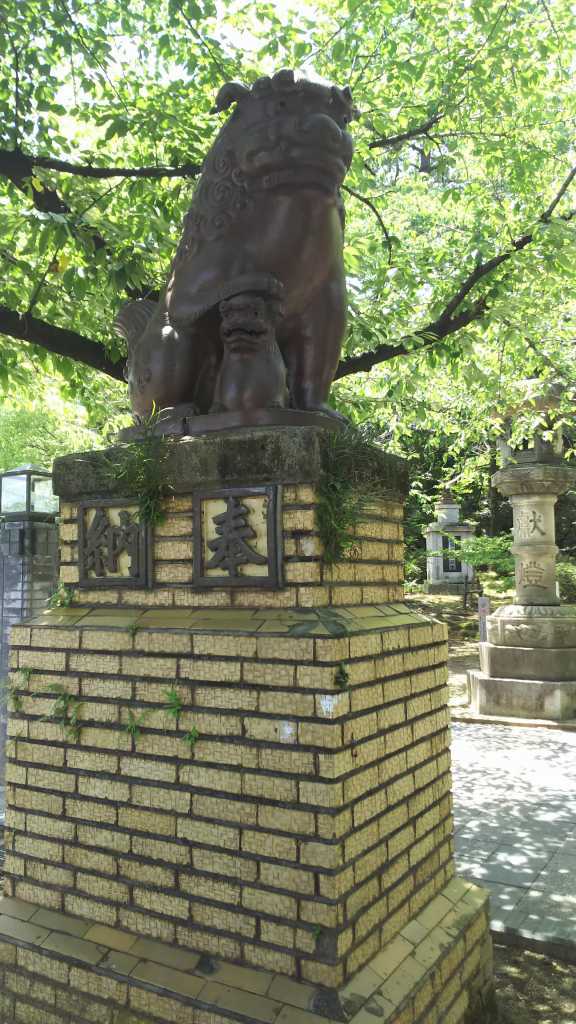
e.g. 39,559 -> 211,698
0,879 -> 493,1024
5,604 -> 452,986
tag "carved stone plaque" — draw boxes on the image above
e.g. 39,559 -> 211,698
193,486 -> 282,588
78,502 -> 150,588
515,508 -> 547,539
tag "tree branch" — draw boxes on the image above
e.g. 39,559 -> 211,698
0,148 -> 107,240
0,148 -> 202,180
439,165 -> 576,321
176,4 -> 234,79
336,164 -> 576,379
368,113 -> 442,151
541,164 -> 576,221
335,300 -> 487,378
0,150 -> 161,300
1,140 -> 573,388
341,184 -> 393,262
0,305 -> 125,379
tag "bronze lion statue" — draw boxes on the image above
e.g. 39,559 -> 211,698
116,69 -> 358,421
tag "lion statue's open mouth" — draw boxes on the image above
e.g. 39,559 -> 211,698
222,326 -> 269,352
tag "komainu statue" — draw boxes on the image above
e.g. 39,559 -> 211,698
116,69 -> 358,422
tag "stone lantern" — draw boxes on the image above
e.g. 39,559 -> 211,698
0,464 -> 59,665
424,490 -> 475,594
0,464 -> 58,519
0,465 -> 59,797
470,406 -> 576,720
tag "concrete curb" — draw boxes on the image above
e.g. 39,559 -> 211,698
450,709 -> 576,732
492,925 -> 576,965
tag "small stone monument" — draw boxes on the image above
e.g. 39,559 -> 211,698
423,490 -> 475,594
470,410 -> 576,720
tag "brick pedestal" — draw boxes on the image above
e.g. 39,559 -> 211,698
1,428 -> 493,1022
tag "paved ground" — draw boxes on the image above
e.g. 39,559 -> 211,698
451,720 -> 576,956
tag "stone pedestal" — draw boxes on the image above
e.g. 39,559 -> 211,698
1,428 -> 493,1023
471,461 -> 576,721
423,492 -> 475,596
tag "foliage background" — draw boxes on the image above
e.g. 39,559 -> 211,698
0,0 -> 575,554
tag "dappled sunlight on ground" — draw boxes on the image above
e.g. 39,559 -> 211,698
494,944 -> 576,1024
451,722 -> 576,947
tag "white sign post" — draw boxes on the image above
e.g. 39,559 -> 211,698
478,596 -> 490,642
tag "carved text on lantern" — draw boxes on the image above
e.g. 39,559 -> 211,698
516,509 -> 546,538
519,560 -> 547,588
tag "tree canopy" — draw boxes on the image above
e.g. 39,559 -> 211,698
1,0 -> 575,462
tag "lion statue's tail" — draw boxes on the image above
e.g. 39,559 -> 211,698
114,299 -> 158,379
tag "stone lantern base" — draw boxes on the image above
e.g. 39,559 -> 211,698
469,604 -> 576,720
